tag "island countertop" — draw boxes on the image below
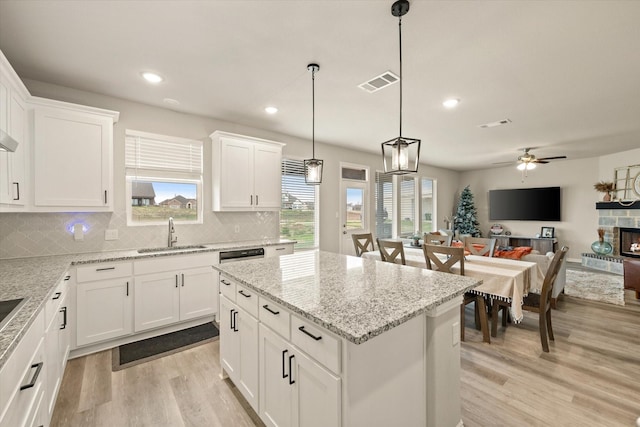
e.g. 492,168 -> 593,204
214,250 -> 481,344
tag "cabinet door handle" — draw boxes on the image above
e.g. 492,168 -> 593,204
238,290 -> 251,298
104,190 -> 108,204
181,273 -> 185,287
13,182 -> 19,200
230,309 -> 235,330
52,292 -> 62,300
298,325 -> 322,341
233,311 -> 239,332
221,279 -> 231,286
262,304 -> 280,315
175,275 -> 179,288
60,307 -> 67,329
256,195 -> 259,205
20,362 -> 44,391
250,195 -> 253,205
96,267 -> 115,272
282,349 -> 288,379
126,281 -> 129,296
288,355 -> 295,385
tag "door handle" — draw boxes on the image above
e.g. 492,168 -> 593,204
230,309 -> 236,331
232,311 -> 239,332
60,307 -> 67,329
181,273 -> 185,287
13,182 -> 19,200
282,349 -> 288,379
175,275 -> 179,288
288,355 -> 295,385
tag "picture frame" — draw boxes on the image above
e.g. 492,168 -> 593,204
541,226 -> 555,238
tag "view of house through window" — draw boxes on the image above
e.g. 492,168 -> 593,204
125,130 -> 203,225
281,159 -> 318,249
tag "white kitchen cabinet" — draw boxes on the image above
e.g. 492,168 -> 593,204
0,49 -> 29,209
0,310 -> 46,427
259,323 -> 341,427
220,292 -> 259,412
44,274 -> 70,421
211,131 -> 284,211
264,243 -> 294,258
134,265 -> 216,332
31,97 -> 119,211
75,262 -> 133,347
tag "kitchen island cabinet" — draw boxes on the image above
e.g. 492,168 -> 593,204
215,250 -> 480,427
211,131 -> 284,211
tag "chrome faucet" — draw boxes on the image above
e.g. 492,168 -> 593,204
168,217 -> 178,247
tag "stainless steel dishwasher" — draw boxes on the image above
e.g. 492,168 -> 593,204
219,247 -> 265,264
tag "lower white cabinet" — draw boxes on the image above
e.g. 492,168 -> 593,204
259,323 -> 341,427
75,262 -> 133,347
220,294 -> 259,411
134,266 -> 216,332
43,275 -> 70,421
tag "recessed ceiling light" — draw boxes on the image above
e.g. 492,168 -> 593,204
443,98 -> 460,108
141,72 -> 163,84
163,98 -> 180,106
265,106 -> 278,114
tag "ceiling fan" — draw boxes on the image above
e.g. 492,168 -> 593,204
494,148 -> 567,181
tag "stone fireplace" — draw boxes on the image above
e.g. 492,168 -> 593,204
582,201 -> 640,274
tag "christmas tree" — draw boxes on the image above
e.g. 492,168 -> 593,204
454,185 -> 482,237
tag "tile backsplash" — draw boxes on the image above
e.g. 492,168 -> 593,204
0,211 -> 278,259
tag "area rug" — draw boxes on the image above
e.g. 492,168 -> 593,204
564,269 -> 625,306
112,322 -> 219,371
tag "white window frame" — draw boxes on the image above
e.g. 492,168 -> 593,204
125,129 -> 203,226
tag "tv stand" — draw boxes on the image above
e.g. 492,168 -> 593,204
493,235 -> 558,254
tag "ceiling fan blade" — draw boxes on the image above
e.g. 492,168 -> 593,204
535,160 -> 549,164
492,160 -> 516,165
536,155 -> 567,161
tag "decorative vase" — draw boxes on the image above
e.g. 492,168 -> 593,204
591,238 -> 613,255
602,192 -> 612,202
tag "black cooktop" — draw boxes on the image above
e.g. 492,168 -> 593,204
0,298 -> 25,331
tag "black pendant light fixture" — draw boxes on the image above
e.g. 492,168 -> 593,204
381,0 -> 421,174
304,63 -> 323,184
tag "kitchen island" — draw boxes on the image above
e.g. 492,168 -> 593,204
214,250 -> 480,427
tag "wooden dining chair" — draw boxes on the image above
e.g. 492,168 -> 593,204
376,239 -> 406,265
423,232 -> 453,246
423,244 -> 490,343
351,233 -> 375,257
491,246 -> 569,352
464,237 -> 497,257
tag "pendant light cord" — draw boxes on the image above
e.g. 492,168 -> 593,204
398,14 -> 403,138
312,66 -> 316,159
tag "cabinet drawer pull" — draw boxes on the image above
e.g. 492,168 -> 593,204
262,304 -> 280,315
298,325 -> 322,341
64,275 -> 71,281
238,290 -> 251,298
20,362 -> 43,391
282,349 -> 288,379
96,267 -> 116,272
288,355 -> 295,385
60,307 -> 67,329
13,182 -> 19,200
52,292 -> 62,300
275,247 -> 285,251
221,279 -> 231,286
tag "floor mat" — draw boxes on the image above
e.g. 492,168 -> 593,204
112,322 -> 219,371
565,268 -> 624,306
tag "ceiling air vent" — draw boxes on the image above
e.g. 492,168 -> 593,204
478,118 -> 512,129
358,71 -> 399,93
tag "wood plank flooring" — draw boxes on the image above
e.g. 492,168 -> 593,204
52,290 -> 640,427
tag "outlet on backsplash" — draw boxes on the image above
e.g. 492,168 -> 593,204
105,229 -> 119,240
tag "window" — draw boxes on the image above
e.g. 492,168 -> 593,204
281,159 -> 319,250
400,176 -> 416,237
421,178 -> 434,232
375,172 -> 393,238
125,130 -> 203,225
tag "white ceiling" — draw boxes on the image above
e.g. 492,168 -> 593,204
1,0 -> 639,171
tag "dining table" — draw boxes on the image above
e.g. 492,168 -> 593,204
361,246 -> 546,323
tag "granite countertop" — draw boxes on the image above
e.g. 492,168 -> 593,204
0,239 -> 294,370
214,250 -> 481,345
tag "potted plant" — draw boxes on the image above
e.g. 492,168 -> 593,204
593,181 -> 615,201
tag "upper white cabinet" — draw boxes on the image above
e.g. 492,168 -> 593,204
211,131 -> 284,211
0,49 -> 29,209
31,97 -> 119,211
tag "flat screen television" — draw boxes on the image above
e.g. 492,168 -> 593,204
489,187 -> 561,221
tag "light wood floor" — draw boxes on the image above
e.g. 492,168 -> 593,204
52,291 -> 640,427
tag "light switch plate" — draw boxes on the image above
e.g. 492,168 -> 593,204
105,229 -> 118,240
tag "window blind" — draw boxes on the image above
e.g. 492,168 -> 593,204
281,159 -> 317,249
125,130 -> 203,177
375,171 -> 393,238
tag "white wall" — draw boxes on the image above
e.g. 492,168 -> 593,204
458,148 -> 640,262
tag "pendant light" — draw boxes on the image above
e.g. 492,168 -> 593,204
304,63 -> 323,184
381,0 -> 421,174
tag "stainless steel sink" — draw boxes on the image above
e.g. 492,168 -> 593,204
137,245 -> 207,254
